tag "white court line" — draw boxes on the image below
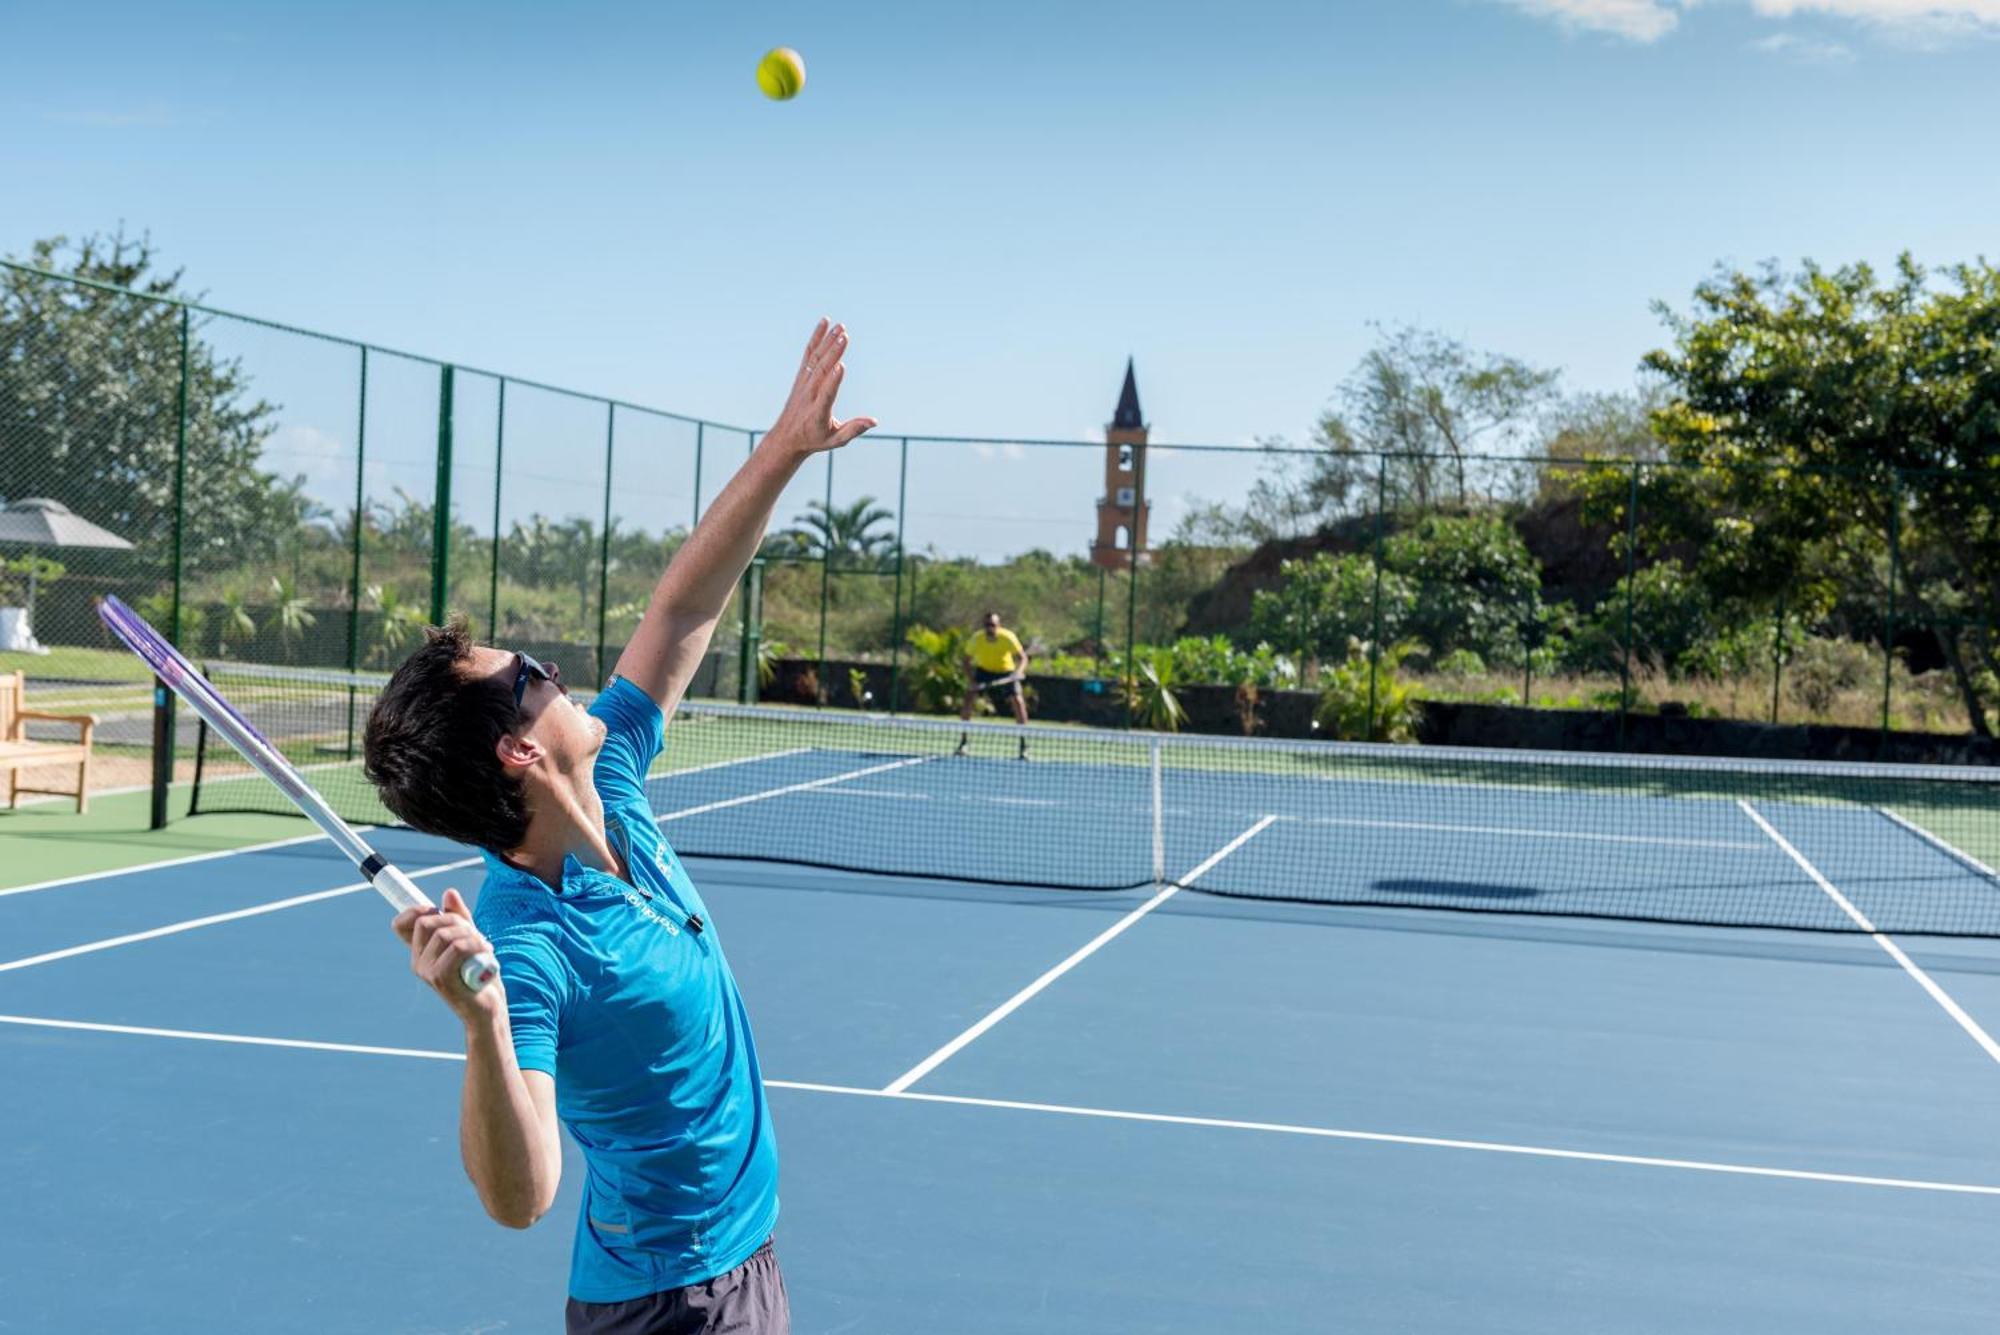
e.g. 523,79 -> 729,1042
766,784 -> 1764,852
650,746 -> 811,783
656,756 -> 933,823
1878,807 -> 2000,884
0,1013 -> 464,1061
4,1012 -> 1997,1198
0,755 -> 922,974
0,743 -> 811,901
881,815 -> 1277,1095
0,830 -> 346,900
1738,800 -> 2000,1067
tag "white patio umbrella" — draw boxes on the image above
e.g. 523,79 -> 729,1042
0,497 -> 135,652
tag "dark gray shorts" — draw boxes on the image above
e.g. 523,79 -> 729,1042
565,1239 -> 788,1335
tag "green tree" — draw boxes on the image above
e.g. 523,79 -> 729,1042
1318,325 -> 1560,510
1592,255 -> 2000,733
1247,552 -> 1414,671
1382,514 -> 1544,664
0,233 -> 299,582
782,496 -> 897,569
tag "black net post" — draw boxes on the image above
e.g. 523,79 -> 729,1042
150,304 -> 192,831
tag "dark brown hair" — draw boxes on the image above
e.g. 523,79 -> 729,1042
363,619 -> 530,851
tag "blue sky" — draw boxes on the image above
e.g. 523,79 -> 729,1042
5,0 -> 1998,557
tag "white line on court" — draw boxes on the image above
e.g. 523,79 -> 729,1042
5,1011 -> 1997,1198
746,783 -> 1765,851
0,755 -> 921,974
1878,807 -> 2000,884
880,815 -> 1277,1096
655,756 -> 934,823
651,746 -> 811,782
0,1013 -> 464,1061
1738,800 -> 2000,1067
0,830 -> 344,900
0,746 -> 811,902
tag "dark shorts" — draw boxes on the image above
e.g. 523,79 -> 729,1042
566,1239 -> 789,1335
972,667 -> 1021,697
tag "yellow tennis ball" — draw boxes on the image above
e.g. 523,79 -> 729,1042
756,47 -> 805,101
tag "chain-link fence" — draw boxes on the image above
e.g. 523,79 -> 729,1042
5,257 -> 1996,818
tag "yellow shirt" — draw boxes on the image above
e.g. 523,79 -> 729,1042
969,627 -> 1025,674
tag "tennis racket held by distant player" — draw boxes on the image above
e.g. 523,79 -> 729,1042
97,595 -> 497,993
977,669 -> 1025,694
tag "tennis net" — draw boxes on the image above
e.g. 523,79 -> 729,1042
186,661 -> 2000,936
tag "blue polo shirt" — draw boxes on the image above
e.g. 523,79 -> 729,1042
472,676 -> 778,1303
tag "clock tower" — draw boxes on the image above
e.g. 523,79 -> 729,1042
1090,359 -> 1150,570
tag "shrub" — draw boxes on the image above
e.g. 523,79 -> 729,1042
1382,514 -> 1543,665
1314,640 -> 1423,742
903,625 -> 969,713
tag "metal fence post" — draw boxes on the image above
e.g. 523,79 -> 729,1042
595,403 -> 617,686
691,421 -> 704,532
1617,461 -> 1640,750
488,378 -> 506,640
888,437 -> 909,714
1769,590 -> 1787,724
1366,456 -> 1387,739
738,558 -> 763,705
1882,469 -> 1899,742
429,365 -> 455,626
343,347 -> 369,758
817,452 -> 834,698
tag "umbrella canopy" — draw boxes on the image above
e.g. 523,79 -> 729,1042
0,497 -> 134,551
0,499 -> 135,653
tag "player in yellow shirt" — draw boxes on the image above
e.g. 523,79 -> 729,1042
958,610 -> 1030,758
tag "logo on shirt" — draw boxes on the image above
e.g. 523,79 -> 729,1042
622,886 -> 680,935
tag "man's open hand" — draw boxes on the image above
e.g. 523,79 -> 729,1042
765,319 -> 877,456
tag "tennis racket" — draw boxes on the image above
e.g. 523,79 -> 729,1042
97,595 -> 497,993
977,670 -> 1025,694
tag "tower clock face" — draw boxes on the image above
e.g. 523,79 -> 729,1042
1116,486 -> 1136,507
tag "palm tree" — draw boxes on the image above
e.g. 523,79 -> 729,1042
367,583 -> 426,667
268,574 -> 317,663
782,497 -> 898,570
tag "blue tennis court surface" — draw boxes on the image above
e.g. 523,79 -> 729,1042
8,741 -> 2000,1332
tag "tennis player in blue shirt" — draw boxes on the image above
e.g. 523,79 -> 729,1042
363,320 -> 873,1335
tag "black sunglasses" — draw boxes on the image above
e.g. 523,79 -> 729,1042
511,651 -> 561,709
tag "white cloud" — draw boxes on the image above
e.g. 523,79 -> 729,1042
1751,30 -> 1860,57
1498,0 -> 2000,45
1493,0 -> 1686,40
1750,0 -> 2000,44
971,442 -> 1028,462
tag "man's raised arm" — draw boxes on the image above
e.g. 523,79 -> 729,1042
615,319 -> 876,718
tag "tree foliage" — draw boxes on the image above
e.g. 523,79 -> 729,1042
0,232 -> 301,577
1580,255 -> 2000,733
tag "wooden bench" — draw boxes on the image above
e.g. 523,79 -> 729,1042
1,670 -> 97,813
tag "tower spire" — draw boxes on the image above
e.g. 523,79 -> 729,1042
1111,357 -> 1143,431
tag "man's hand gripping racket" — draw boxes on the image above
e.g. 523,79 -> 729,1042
97,596 -> 497,994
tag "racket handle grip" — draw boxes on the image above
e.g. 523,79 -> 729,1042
459,952 -> 500,994
374,865 -> 499,994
